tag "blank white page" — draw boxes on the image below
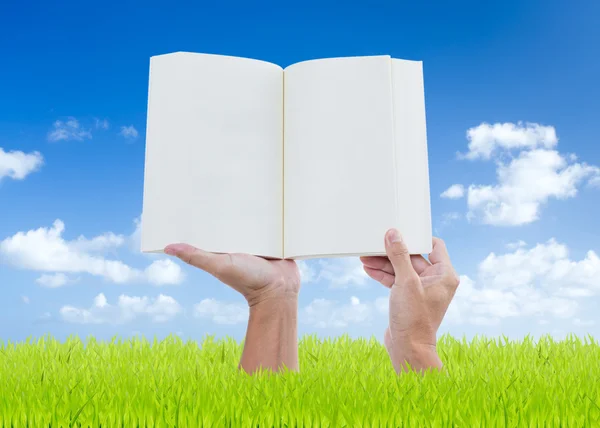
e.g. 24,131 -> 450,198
283,56 -> 398,259
141,52 -> 284,258
391,59 -> 432,254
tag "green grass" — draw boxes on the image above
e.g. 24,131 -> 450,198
1,333 -> 599,427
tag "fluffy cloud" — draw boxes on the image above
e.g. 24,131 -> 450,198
460,122 -> 558,160
446,122 -> 600,226
478,239 -> 600,295
60,293 -> 182,324
506,240 -> 527,250
193,298 -> 249,325
190,295 -> 390,328
301,296 -> 388,328
0,147 -> 43,181
130,216 -> 142,252
441,184 -> 465,199
297,260 -> 317,283
144,259 -> 183,285
119,125 -> 139,140
70,232 -> 125,253
446,239 -> 600,326
467,149 -> 599,225
573,318 -> 595,327
36,273 -> 73,288
437,212 -> 462,230
95,118 -> 110,130
47,118 -> 92,142
314,258 -> 369,288
0,220 -> 183,285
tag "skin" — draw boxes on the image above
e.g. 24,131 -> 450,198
164,243 -> 300,374
165,228 -> 459,375
360,229 -> 460,374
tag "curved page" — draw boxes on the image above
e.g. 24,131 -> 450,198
283,56 -> 398,259
142,52 -> 284,258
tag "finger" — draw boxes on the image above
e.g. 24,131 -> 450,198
164,243 -> 232,277
384,229 -> 417,282
361,255 -> 430,276
363,266 -> 395,288
360,256 -> 394,275
410,255 -> 431,275
428,237 -> 452,265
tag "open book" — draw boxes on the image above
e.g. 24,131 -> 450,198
141,52 -> 432,260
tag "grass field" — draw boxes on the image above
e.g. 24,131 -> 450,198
1,333 -> 599,427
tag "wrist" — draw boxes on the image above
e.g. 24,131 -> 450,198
246,283 -> 299,308
392,341 -> 443,374
249,292 -> 298,316
240,288 -> 299,373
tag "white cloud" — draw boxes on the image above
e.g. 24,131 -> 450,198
119,125 -> 139,140
374,296 -> 389,315
441,184 -> 465,199
460,122 -> 558,160
70,232 -> 125,253
193,298 -> 249,325
445,239 -> 600,326
144,259 -> 184,285
0,219 -> 183,285
130,216 -> 142,252
441,211 -> 461,225
95,118 -> 110,130
316,258 -> 369,288
0,147 -> 44,181
506,240 -> 527,250
37,312 -> 52,322
302,296 -> 373,328
192,295 -> 389,328
60,293 -> 182,324
466,149 -> 600,225
478,239 -> 600,293
22,295 -> 30,304
297,260 -> 317,283
48,118 -> 92,142
36,273 -> 72,288
450,122 -> 600,226
573,318 -> 595,327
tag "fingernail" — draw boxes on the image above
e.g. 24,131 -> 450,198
387,229 -> 403,244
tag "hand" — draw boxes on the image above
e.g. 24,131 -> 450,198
164,243 -> 301,374
164,244 -> 301,306
360,229 -> 460,373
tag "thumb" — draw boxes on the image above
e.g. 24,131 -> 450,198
384,229 -> 416,282
164,243 -> 228,277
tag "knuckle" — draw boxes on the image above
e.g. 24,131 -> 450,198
396,273 -> 420,288
391,243 -> 410,257
450,272 -> 460,289
182,251 -> 194,265
406,274 -> 421,287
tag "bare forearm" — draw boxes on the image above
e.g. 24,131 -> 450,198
239,295 -> 299,374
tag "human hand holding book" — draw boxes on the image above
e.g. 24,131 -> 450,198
164,228 -> 459,375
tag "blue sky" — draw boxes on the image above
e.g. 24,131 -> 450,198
1,0 -> 599,345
